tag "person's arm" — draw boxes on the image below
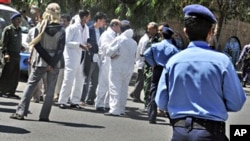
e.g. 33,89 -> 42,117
2,27 -> 10,62
65,25 -> 89,50
106,37 -> 120,59
223,62 -> 246,111
236,45 -> 247,64
99,33 -> 113,56
143,46 -> 156,67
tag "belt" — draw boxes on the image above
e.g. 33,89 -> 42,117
171,117 -> 226,134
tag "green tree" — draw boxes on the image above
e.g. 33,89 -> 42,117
10,0 -> 250,44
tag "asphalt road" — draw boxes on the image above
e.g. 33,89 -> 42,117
0,78 -> 250,141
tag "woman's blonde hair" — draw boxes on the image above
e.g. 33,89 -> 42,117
29,3 -> 61,47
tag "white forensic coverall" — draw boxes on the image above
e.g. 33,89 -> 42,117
106,29 -> 137,115
95,27 -> 117,109
58,20 -> 89,105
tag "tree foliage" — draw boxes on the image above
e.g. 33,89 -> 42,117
9,0 -> 250,42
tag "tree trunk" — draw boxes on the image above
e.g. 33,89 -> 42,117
215,11 -> 225,52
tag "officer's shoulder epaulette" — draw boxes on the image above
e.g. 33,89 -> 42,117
5,25 -> 13,30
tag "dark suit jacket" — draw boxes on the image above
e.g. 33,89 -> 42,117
84,24 -> 104,75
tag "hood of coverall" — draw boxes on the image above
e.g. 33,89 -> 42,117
121,29 -> 133,39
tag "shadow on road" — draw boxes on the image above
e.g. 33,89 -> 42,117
52,121 -> 105,128
125,106 -> 171,125
25,119 -> 105,129
0,101 -> 18,106
0,125 -> 30,134
0,107 -> 17,113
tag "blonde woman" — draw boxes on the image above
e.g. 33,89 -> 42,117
10,3 -> 65,121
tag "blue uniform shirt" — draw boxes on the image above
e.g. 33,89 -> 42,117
143,39 -> 179,67
155,41 -> 246,121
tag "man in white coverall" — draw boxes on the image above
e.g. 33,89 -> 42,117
95,19 -> 121,112
104,20 -> 137,116
58,10 -> 91,109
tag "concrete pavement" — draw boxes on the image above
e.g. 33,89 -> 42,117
0,80 -> 249,141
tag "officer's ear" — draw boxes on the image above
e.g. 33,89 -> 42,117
206,25 -> 215,43
183,27 -> 188,38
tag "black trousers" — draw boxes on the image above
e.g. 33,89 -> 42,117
130,69 -> 144,100
148,65 -> 163,122
0,54 -> 20,94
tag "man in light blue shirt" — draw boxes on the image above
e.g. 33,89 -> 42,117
155,4 -> 246,141
143,26 -> 179,124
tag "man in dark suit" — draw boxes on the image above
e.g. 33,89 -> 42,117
81,12 -> 107,105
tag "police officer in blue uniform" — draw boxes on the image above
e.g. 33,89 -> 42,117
155,4 -> 246,141
143,26 -> 179,124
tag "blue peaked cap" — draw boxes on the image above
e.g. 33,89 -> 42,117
183,4 -> 217,24
162,26 -> 174,35
11,13 -> 21,20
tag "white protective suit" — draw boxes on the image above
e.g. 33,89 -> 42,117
106,29 -> 137,115
58,20 -> 89,105
95,27 -> 117,109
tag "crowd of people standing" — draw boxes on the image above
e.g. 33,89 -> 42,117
0,2 -> 247,140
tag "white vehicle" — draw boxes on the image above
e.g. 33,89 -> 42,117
0,4 -> 31,74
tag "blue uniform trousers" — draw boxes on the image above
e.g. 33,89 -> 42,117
171,117 -> 229,141
148,65 -> 163,122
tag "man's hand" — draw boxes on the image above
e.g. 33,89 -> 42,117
21,46 -> 26,52
79,43 -> 92,51
47,66 -> 53,72
4,54 -> 10,62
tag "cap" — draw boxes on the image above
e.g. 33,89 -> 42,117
162,26 -> 174,35
183,4 -> 217,24
120,20 -> 131,32
121,20 -> 130,26
10,13 -> 21,20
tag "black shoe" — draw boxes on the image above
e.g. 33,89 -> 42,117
120,113 -> 126,117
104,112 -> 120,117
10,113 -> 24,120
70,104 -> 84,110
32,99 -> 40,103
0,91 -> 6,97
28,110 -> 32,114
59,104 -> 67,109
40,95 -> 44,101
130,93 -> 134,98
104,107 -> 110,112
96,107 -> 105,112
133,98 -> 143,103
149,120 -> 156,124
39,118 -> 50,122
138,107 -> 148,113
242,81 -> 247,87
5,94 -> 21,99
86,101 -> 94,105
